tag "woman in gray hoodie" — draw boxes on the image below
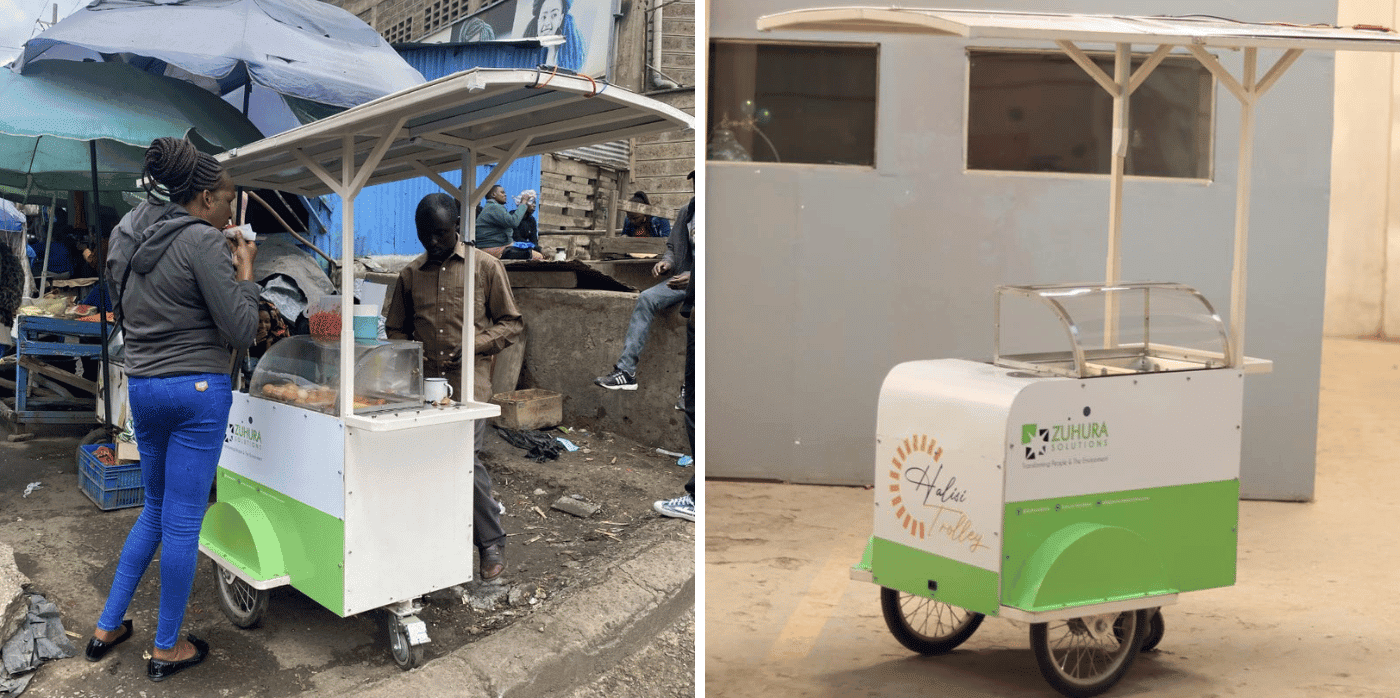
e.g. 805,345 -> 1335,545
85,137 -> 259,682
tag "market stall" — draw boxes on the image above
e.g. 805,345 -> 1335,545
756,8 -> 1400,697
202,66 -> 692,669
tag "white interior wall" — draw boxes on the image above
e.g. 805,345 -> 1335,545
707,0 -> 1338,500
1326,0 -> 1396,337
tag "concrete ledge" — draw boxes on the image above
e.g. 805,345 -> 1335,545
514,288 -> 688,451
341,537 -> 693,698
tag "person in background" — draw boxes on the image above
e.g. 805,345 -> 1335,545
653,190 -> 697,522
385,192 -> 523,581
595,178 -> 694,391
476,185 -> 543,260
619,191 -> 672,237
512,189 -> 540,251
89,137 -> 259,682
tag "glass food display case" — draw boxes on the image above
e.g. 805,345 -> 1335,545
249,335 -> 425,414
993,282 -> 1232,378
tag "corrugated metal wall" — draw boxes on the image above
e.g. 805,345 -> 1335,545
320,42 -> 548,257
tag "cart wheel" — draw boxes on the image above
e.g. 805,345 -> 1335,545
385,614 -> 425,671
79,428 -> 108,447
1140,609 -> 1164,652
1111,607 -> 1164,652
879,587 -> 984,655
1031,609 -> 1147,698
213,560 -> 269,629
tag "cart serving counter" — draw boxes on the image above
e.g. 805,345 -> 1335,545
198,67 -> 692,669
754,7 -> 1400,697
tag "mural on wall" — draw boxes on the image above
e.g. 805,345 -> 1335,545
424,0 -> 615,77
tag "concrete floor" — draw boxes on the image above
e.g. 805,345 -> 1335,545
705,337 -> 1400,698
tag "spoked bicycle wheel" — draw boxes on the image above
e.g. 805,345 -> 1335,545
879,587 -> 984,655
1031,609 -> 1148,698
212,560 -> 270,629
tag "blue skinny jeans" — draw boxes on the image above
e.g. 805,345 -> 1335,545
97,373 -> 232,650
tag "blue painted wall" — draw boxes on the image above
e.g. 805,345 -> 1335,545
321,42 -> 548,257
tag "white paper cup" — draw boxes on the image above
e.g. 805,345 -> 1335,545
226,224 -> 256,242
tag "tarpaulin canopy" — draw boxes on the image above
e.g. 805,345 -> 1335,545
0,200 -> 23,232
14,0 -> 426,123
0,60 -> 263,200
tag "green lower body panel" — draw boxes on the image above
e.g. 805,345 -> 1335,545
871,536 -> 1001,616
201,468 -> 346,616
1002,479 -> 1239,613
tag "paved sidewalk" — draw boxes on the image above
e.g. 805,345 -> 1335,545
342,535 -> 694,698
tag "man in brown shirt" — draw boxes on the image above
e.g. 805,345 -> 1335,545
384,192 -> 524,581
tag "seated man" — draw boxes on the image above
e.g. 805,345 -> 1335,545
619,191 -> 672,237
476,185 -> 543,260
595,193 -> 694,391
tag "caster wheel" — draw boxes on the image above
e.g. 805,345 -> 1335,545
1031,609 -> 1147,698
213,560 -> 269,629
385,612 -> 426,671
879,587 -> 984,655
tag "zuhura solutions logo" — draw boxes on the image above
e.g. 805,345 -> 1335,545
1021,410 -> 1108,462
226,415 -> 262,449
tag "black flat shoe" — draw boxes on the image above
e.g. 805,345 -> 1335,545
146,635 -> 209,682
84,619 -> 133,662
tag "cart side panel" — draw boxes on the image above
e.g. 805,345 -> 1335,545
343,420 -> 476,616
1004,369 -> 1243,502
220,394 -> 347,520
1000,479 -> 1239,612
872,359 -> 1035,587
203,469 -> 347,615
871,537 -> 1001,615
1000,369 -> 1243,612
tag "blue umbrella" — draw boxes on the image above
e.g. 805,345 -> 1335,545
14,0 -> 426,136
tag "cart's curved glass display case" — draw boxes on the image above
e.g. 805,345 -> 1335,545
994,282 -> 1230,378
249,335 -> 426,414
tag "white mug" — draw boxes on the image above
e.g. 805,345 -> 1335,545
425,377 -> 454,404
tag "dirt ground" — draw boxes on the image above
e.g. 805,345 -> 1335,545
0,418 -> 695,697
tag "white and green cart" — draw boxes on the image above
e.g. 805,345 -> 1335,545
191,67 -> 692,670
752,6 -> 1400,698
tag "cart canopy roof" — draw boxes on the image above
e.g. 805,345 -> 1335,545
757,7 -> 1400,52
217,67 -> 694,197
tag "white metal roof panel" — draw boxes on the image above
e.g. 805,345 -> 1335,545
756,7 -> 1400,52
217,67 -> 693,197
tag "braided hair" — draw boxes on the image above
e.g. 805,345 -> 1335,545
142,137 -> 226,205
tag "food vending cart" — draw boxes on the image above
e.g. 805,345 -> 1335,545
753,8 -> 1400,697
197,67 -> 692,669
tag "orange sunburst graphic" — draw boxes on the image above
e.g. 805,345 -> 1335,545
887,434 -> 941,539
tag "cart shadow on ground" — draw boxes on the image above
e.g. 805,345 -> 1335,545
0,420 -> 694,697
817,645 -> 1207,698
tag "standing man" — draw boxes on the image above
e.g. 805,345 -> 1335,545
594,173 -> 695,391
384,192 -> 523,581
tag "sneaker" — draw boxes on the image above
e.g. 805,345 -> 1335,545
674,386 -> 686,411
594,369 -> 638,391
653,494 -> 695,522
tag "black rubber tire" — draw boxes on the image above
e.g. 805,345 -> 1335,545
1031,609 -> 1147,698
386,613 -> 426,671
1112,607 -> 1165,652
212,560 -> 270,629
879,587 -> 984,655
78,427 -> 109,447
1140,609 -> 1164,652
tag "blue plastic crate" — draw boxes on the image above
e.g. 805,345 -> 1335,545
77,443 -> 144,511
